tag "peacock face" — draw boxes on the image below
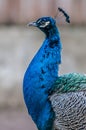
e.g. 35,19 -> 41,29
28,17 -> 56,34
36,17 -> 56,28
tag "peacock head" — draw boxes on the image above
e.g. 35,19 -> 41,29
28,8 -> 70,36
28,17 -> 57,36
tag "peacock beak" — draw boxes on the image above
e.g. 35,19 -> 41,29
27,21 -> 37,27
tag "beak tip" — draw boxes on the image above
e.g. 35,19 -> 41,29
27,22 -> 37,27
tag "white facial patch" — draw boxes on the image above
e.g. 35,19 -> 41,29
40,21 -> 50,28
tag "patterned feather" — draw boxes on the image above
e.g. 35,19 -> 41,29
50,73 -> 86,130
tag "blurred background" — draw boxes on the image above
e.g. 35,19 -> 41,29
0,0 -> 86,130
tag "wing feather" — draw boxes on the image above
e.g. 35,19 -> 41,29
49,73 -> 86,94
49,73 -> 86,130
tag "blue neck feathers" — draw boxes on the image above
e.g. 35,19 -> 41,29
23,26 -> 62,130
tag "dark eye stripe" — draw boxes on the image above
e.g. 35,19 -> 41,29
37,20 -> 45,24
41,21 -> 45,24
37,19 -> 41,24
39,21 -> 50,28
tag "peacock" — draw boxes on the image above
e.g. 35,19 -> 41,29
23,8 -> 86,130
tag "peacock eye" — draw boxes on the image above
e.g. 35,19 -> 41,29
40,21 -> 45,25
39,21 -> 50,28
37,20 -> 45,25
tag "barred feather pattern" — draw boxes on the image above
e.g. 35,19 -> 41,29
50,73 -> 86,130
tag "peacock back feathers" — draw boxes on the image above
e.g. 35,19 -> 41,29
50,73 -> 86,130
50,73 -> 86,94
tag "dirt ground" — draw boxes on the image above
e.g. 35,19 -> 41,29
0,109 -> 37,130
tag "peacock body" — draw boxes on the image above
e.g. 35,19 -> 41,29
23,16 -> 86,130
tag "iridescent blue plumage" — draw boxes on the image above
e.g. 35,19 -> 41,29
23,17 -> 62,130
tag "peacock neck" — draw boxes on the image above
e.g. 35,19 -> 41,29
28,27 -> 61,91
45,25 -> 60,39
23,26 -> 62,130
